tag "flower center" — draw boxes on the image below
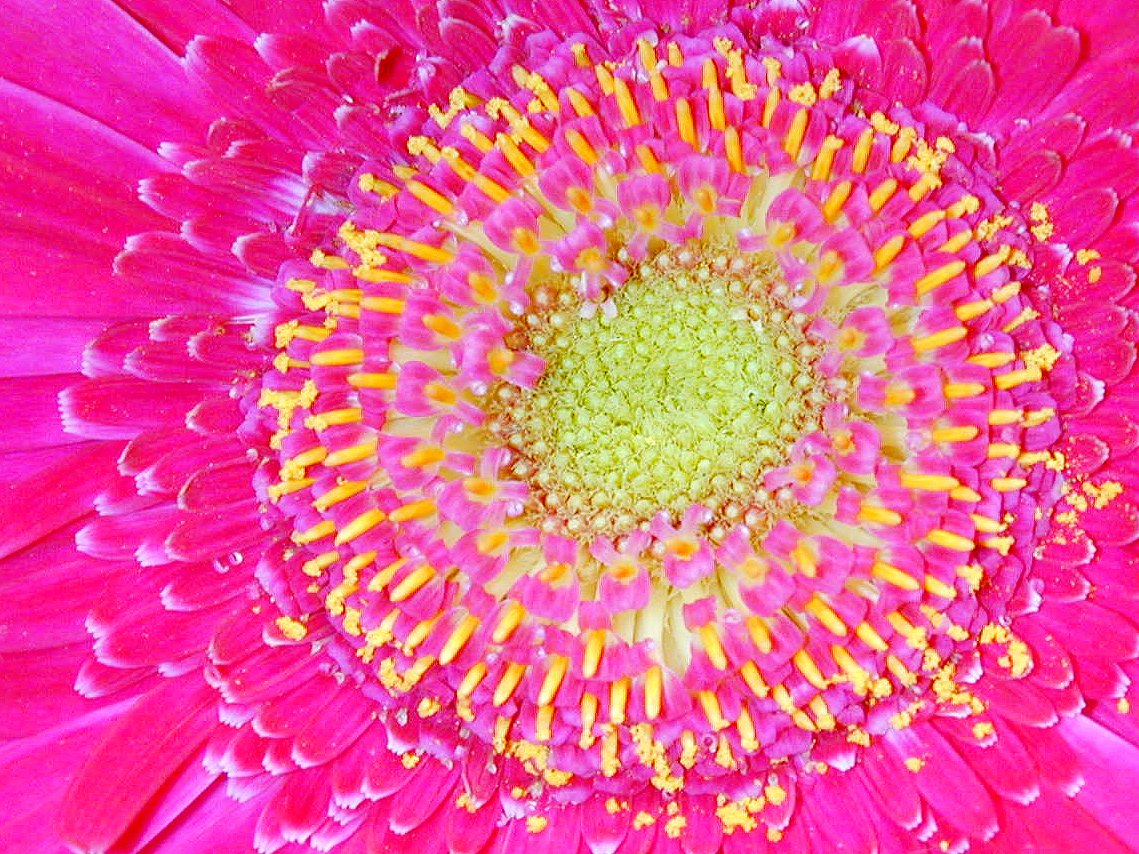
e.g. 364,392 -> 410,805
504,248 -> 820,533
257,27 -> 1070,816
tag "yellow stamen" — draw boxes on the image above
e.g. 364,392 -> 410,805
851,127 -> 874,172
390,564 -> 436,602
610,677 -> 631,724
747,616 -> 773,654
644,665 -> 663,719
900,472 -> 960,492
792,649 -> 828,690
995,367 -> 1042,390
925,575 -> 957,599
439,615 -> 480,665
293,519 -> 336,545
783,108 -> 808,160
914,260 -> 967,296
912,326 -> 967,353
699,625 -> 729,670
975,246 -> 1011,278
334,508 -> 386,545
968,351 -> 1016,369
583,629 -> 605,678
422,314 -> 463,339
361,295 -> 407,313
955,298 -> 993,321
868,178 -> 898,212
944,382 -> 986,399
457,662 -> 487,699
401,446 -> 446,468
871,560 -> 921,591
859,505 -> 903,526
806,597 -> 848,636
932,425 -> 980,443
537,655 -> 569,706
347,371 -> 397,389
492,662 -> 527,707
874,234 -> 906,270
675,98 -> 696,146
389,499 -> 436,523
908,209 -> 946,238
302,550 -> 339,577
311,348 -> 364,367
823,181 -> 852,222
927,529 -> 975,552
724,125 -> 744,172
613,76 -> 641,127
324,442 -> 377,467
811,135 -> 843,181
406,180 -> 455,216
493,602 -> 526,643
564,128 -> 598,164
856,622 -> 889,652
992,477 -> 1028,492
697,691 -> 728,730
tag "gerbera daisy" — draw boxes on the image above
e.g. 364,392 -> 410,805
3,0 -> 1139,851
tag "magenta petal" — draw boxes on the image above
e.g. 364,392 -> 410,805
58,675 -> 220,852
0,443 -> 123,560
446,796 -> 501,854
0,0 -> 213,148
885,722 -> 998,839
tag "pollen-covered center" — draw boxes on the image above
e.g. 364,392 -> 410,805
506,249 -> 820,533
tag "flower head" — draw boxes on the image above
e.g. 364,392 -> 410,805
3,1 -> 1139,852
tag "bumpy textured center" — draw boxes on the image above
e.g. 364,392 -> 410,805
514,260 -> 812,525
256,26 -> 1074,835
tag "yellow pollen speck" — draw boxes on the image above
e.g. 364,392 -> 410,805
274,616 -> 308,640
1084,480 -> 1124,509
764,783 -> 787,805
1076,248 -> 1101,264
1008,248 -> 1032,269
716,801 -> 759,834
1022,344 -> 1062,372
633,811 -> 656,829
664,815 -> 687,838
525,816 -> 548,834
402,753 -> 421,769
1119,698 -> 1131,714
1003,307 -> 1041,333
788,82 -> 817,106
975,214 -> 1014,241
761,56 -> 782,84
973,721 -> 995,739
870,112 -> 900,135
819,68 -> 842,98
947,625 -> 970,641
542,768 -> 573,787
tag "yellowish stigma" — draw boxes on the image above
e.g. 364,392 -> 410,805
507,251 -> 821,532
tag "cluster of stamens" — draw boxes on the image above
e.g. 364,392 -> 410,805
495,245 -> 825,537
254,27 -> 1069,831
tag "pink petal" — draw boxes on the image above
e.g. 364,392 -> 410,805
58,675 -> 221,853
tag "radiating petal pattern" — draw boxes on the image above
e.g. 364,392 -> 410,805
2,1 -> 1139,852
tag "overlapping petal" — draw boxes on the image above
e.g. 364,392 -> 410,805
2,1 -> 1139,852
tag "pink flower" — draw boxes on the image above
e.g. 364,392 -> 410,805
3,1 -> 1139,853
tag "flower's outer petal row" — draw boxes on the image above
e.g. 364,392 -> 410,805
0,0 -> 217,149
1,0 -> 1139,852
